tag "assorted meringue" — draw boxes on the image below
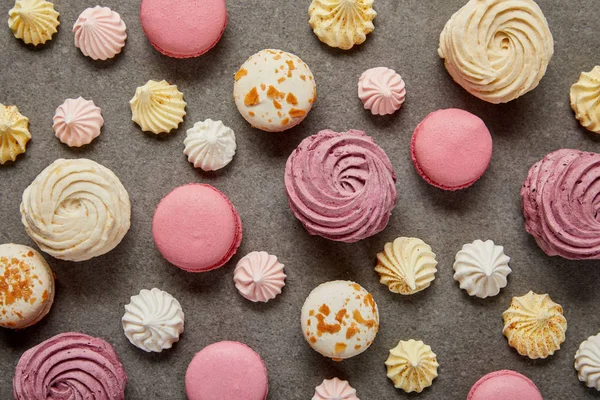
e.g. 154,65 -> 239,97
502,291 -> 567,359
130,80 -> 186,134
358,67 -> 406,115
73,6 -> 127,60
0,104 -> 30,164
8,0 -> 60,46
312,378 -> 359,400
308,0 -> 376,50
122,288 -> 184,353
183,119 -> 236,171
20,158 -> 131,261
570,66 -> 600,134
453,239 -> 511,298
385,339 -> 439,393
52,97 -> 104,147
575,333 -> 600,390
438,0 -> 554,103
375,237 -> 437,295
233,251 -> 286,303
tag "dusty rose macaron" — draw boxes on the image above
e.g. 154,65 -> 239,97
140,0 -> 227,58
468,370 -> 542,400
152,184 -> 242,272
411,108 -> 492,190
186,341 -> 268,400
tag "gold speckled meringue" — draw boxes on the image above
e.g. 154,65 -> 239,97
8,0 -> 60,46
502,291 -> 567,359
130,80 -> 186,134
0,104 -> 30,164
570,66 -> 600,134
375,237 -> 437,295
308,0 -> 376,50
385,339 -> 439,393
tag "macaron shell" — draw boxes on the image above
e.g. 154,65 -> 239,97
185,341 -> 268,400
152,184 -> 242,272
411,108 -> 492,190
140,0 -> 227,58
468,370 -> 542,400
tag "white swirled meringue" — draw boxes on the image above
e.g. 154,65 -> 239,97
183,119 -> 236,171
122,288 -> 184,353
358,67 -> 406,115
73,6 -> 127,60
438,0 -> 553,104
385,339 -> 439,393
53,97 -> 103,147
571,66 -> 600,134
20,158 -> 131,262
8,0 -> 60,46
575,333 -> 600,390
375,237 -> 437,295
130,80 -> 186,134
234,251 -> 286,303
453,239 -> 511,298
312,378 -> 359,400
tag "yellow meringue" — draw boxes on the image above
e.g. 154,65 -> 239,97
0,104 -> 30,164
385,339 -> 439,393
570,66 -> 600,134
8,0 -> 60,46
130,80 -> 186,134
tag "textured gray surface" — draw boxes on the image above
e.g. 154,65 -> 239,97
1,0 -> 600,398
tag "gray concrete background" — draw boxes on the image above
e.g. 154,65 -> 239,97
1,0 -> 600,398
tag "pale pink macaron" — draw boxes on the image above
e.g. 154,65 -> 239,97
152,184 -> 242,272
185,341 -> 269,400
468,370 -> 542,400
140,0 -> 227,58
411,108 -> 492,190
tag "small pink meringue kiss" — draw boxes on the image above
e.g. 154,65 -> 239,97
233,251 -> 286,303
53,97 -> 104,147
73,6 -> 127,60
358,67 -> 406,115
312,378 -> 360,400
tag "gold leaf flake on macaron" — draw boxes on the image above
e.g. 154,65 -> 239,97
385,339 -> 439,393
8,0 -> 60,46
0,104 -> 30,164
130,80 -> 186,134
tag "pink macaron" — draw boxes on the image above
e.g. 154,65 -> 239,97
152,184 -> 242,272
185,341 -> 268,400
468,370 -> 542,400
140,0 -> 227,58
411,108 -> 492,190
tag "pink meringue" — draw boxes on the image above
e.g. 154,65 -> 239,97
358,67 -> 406,115
73,6 -> 127,60
234,251 -> 286,302
313,378 -> 359,400
53,97 -> 103,147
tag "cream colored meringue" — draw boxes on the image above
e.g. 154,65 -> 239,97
73,6 -> 127,60
570,66 -> 600,134
122,288 -> 184,353
53,97 -> 103,147
312,378 -> 359,400
453,239 -> 511,298
8,0 -> 60,45
438,0 -> 553,104
234,251 -> 286,303
575,333 -> 600,390
183,119 -> 236,171
358,67 -> 406,115
130,80 -> 186,134
375,237 -> 437,295
308,0 -> 376,50
0,104 -> 30,164
502,291 -> 567,359
21,158 -> 131,262
385,339 -> 439,393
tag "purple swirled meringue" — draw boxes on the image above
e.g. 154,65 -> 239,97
73,6 -> 127,60
358,67 -> 406,115
521,149 -> 600,260
13,332 -> 127,400
313,378 -> 359,400
285,129 -> 397,243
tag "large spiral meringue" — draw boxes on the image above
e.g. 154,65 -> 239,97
284,129 -> 397,243
122,288 -> 184,353
521,149 -> 600,260
570,66 -> 600,134
53,97 -> 104,147
8,0 -> 60,46
385,339 -> 439,393
130,80 -> 186,134
438,0 -> 553,104
13,332 -> 127,400
73,6 -> 127,60
183,119 -> 236,171
234,251 -> 286,303
358,67 -> 406,115
375,237 -> 437,295
312,378 -> 359,400
0,104 -> 30,164
575,333 -> 600,390
20,158 -> 131,262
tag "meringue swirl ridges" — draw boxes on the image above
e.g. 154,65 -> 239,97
385,339 -> 439,393
358,67 -> 406,115
130,80 -> 186,134
234,251 -> 286,303
53,97 -> 104,147
183,119 -> 236,171
8,0 -> 60,46
570,66 -> 600,134
575,333 -> 600,390
312,378 -> 359,400
438,0 -> 553,103
0,104 -> 30,164
73,6 -> 127,60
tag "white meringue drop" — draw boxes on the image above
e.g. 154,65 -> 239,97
183,119 -> 236,171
